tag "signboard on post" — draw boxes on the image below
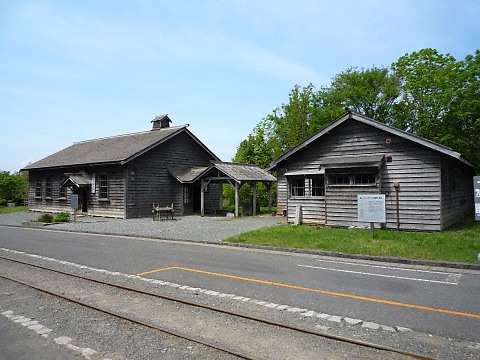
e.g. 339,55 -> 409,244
358,194 -> 386,223
474,176 -> 480,221
71,194 -> 79,222
358,194 -> 386,238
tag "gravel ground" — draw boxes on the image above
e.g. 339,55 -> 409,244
0,211 -> 285,242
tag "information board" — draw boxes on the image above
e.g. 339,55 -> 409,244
71,194 -> 79,210
358,194 -> 386,223
474,176 -> 480,221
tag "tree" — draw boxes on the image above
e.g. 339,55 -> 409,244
313,66 -> 400,129
223,124 -> 277,208
0,171 -> 29,205
391,48 -> 461,136
264,84 -> 317,154
392,48 -> 480,165
442,50 -> 480,165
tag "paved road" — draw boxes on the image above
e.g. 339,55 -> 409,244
1,226 -> 479,345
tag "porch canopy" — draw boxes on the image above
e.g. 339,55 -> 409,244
59,173 -> 91,189
169,161 -> 276,217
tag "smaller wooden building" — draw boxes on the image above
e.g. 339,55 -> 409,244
268,111 -> 477,231
23,115 -> 275,218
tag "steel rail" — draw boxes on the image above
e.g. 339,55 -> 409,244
0,273 -> 261,360
1,255 -> 435,360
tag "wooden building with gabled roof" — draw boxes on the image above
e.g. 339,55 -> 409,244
268,110 -> 477,231
23,115 -> 275,219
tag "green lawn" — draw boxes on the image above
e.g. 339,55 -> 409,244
0,206 -> 28,214
225,221 -> 480,263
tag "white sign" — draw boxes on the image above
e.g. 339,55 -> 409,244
358,194 -> 386,223
475,176 -> 480,221
71,194 -> 79,210
91,173 -> 96,194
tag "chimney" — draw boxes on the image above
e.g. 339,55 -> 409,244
151,114 -> 172,130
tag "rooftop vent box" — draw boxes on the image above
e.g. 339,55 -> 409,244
151,114 -> 172,130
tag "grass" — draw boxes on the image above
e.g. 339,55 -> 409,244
225,221 -> 480,263
0,206 -> 28,215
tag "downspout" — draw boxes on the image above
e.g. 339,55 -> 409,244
394,182 -> 400,230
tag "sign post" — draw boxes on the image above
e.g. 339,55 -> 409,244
474,176 -> 480,221
71,194 -> 79,222
358,194 -> 386,238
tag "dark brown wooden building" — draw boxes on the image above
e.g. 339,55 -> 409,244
268,111 -> 477,231
23,115 -> 275,218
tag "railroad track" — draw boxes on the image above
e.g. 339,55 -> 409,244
0,255 -> 434,360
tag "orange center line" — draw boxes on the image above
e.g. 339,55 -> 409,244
136,266 -> 480,319
136,267 -> 177,276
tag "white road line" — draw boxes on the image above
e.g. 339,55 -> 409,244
315,258 -> 457,275
298,264 -> 461,285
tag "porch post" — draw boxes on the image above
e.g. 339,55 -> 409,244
267,182 -> 272,213
200,179 -> 205,217
235,181 -> 240,217
252,182 -> 257,216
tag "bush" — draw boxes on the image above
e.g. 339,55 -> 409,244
0,199 -> 6,207
38,213 -> 54,223
53,212 -> 70,222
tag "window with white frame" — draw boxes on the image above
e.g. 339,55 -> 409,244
329,172 -> 377,186
99,175 -> 109,199
59,185 -> 66,199
35,178 -> 42,198
45,177 -> 52,198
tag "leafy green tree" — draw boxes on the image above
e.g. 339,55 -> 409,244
392,48 -> 480,165
264,84 -> 317,154
391,48 -> 460,136
313,66 -> 400,129
223,124 -> 277,208
0,171 -> 29,205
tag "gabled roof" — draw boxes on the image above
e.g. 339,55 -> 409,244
23,125 -> 219,171
168,166 -> 209,183
168,162 -> 276,184
268,111 -> 476,171
60,174 -> 91,188
211,161 -> 276,182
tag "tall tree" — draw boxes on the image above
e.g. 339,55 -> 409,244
392,48 -> 480,165
0,171 -> 28,205
264,84 -> 317,154
391,48 -> 461,137
313,66 -> 400,129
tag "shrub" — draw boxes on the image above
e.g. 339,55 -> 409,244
38,213 -> 54,223
0,199 -> 6,207
53,212 -> 70,222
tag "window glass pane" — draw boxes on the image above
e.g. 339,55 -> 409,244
311,177 -> 325,196
290,178 -> 305,197
100,175 -> 108,199
35,179 -> 42,197
45,178 -> 52,197
353,173 -> 376,185
331,174 -> 350,185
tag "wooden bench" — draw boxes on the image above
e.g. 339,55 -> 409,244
152,203 -> 174,220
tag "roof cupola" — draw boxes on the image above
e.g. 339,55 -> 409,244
151,114 -> 172,130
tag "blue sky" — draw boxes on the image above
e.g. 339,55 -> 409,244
1,0 -> 479,172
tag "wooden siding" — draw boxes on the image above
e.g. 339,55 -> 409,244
27,166 -> 126,218
440,157 -> 475,229
276,119 -> 450,231
125,131 -> 219,218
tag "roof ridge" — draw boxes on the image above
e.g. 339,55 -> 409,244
74,125 -> 187,144
213,161 -> 261,167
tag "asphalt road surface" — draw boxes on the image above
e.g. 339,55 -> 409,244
1,225 -> 479,347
